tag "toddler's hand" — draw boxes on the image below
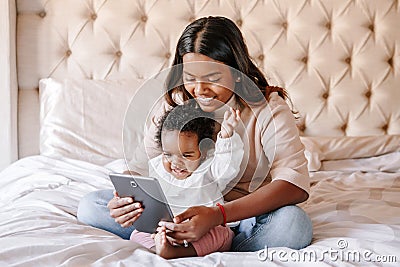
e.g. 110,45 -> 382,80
220,107 -> 240,138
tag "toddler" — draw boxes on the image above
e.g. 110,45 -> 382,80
130,101 -> 244,259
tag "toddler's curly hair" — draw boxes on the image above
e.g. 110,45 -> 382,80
155,101 -> 215,150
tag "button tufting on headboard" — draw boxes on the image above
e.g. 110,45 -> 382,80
341,124 -> 347,133
387,57 -> 393,67
325,22 -> 331,30
368,24 -> 374,32
12,0 -> 400,158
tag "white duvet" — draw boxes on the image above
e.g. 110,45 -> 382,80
0,150 -> 399,266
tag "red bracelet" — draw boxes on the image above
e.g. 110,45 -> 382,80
216,203 -> 227,226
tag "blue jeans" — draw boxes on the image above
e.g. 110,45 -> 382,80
77,189 -> 135,239
77,189 -> 313,250
231,205 -> 313,251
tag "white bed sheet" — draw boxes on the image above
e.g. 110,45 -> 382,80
0,154 -> 399,267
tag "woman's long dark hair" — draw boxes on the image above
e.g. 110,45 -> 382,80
165,16 -> 289,107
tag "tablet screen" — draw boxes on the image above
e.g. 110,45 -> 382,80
109,173 -> 174,233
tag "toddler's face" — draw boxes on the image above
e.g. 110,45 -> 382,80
161,130 -> 202,179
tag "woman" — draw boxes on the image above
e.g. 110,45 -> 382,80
77,16 -> 312,252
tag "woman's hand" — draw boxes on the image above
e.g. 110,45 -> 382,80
107,191 -> 144,228
158,205 -> 223,243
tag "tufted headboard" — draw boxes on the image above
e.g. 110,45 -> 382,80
1,0 -> 399,169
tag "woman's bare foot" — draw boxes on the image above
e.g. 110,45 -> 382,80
154,229 -> 176,259
153,226 -> 197,259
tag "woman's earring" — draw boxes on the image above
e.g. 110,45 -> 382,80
236,77 -> 241,83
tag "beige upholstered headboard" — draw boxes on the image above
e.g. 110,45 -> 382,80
1,0 -> 399,169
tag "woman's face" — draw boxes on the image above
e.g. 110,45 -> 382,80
182,53 -> 235,112
161,130 -> 202,180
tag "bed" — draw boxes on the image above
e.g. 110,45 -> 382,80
0,0 -> 399,266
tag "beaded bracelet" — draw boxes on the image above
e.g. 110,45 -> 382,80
216,202 -> 227,226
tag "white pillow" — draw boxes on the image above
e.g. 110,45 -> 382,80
300,135 -> 400,172
300,137 -> 323,172
39,78 -> 143,165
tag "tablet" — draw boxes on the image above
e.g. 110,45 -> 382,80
109,173 -> 174,233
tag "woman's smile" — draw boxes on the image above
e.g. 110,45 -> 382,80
196,95 -> 215,105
